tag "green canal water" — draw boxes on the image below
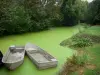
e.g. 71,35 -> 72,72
0,26 -> 79,75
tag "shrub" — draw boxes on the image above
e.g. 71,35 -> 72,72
0,0 -> 62,36
0,4 -> 31,35
75,54 -> 88,66
71,36 -> 93,48
58,54 -> 88,75
8,6 -> 31,34
60,33 -> 95,48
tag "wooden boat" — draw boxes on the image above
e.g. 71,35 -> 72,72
25,43 -> 58,69
2,45 -> 25,70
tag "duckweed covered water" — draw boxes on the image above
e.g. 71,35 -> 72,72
0,27 -> 79,75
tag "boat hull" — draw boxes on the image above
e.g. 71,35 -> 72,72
2,46 -> 25,70
26,52 -> 57,69
4,59 -> 24,70
25,43 -> 58,69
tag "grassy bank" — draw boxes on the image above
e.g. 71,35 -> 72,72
59,25 -> 100,75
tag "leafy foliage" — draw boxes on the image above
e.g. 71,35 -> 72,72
75,54 -> 88,66
0,0 -> 62,36
86,0 -> 100,25
61,0 -> 88,26
60,25 -> 100,49
58,54 -> 88,75
1,0 -> 99,36
60,33 -> 94,48
70,36 -> 93,48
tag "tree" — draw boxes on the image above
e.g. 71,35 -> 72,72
86,0 -> 100,25
61,0 -> 88,26
0,0 -> 63,36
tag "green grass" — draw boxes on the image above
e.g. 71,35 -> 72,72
59,25 -> 100,75
84,45 -> 100,75
60,26 -> 100,48
58,53 -> 89,75
84,25 -> 100,36
0,26 -> 79,75
86,45 -> 100,67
